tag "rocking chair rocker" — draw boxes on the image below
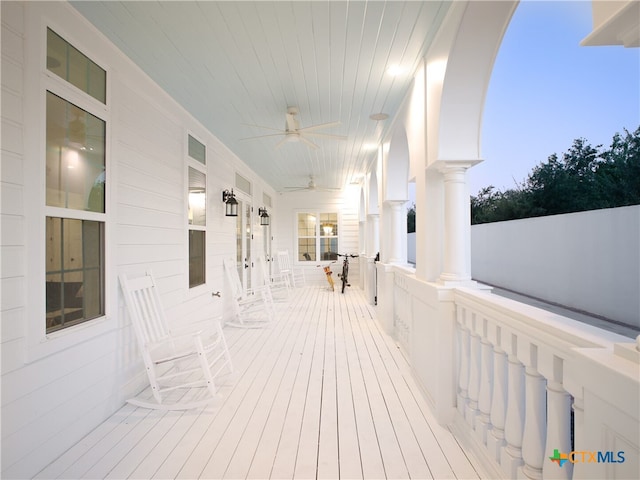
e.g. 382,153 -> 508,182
119,272 -> 233,410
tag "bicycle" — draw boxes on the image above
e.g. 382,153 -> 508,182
336,253 -> 358,293
319,263 -> 335,291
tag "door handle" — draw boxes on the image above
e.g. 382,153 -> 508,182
244,263 -> 249,269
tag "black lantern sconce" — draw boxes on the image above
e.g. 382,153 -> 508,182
258,207 -> 270,226
222,189 -> 238,217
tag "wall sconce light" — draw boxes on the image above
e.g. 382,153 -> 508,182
258,207 -> 270,226
222,189 -> 238,217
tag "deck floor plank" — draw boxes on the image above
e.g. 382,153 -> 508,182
244,288 -> 321,480
36,285 -> 489,480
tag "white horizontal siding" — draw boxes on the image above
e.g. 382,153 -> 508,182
1,2 -> 278,477
0,1 -> 26,395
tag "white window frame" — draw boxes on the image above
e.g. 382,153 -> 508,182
25,16 -> 113,361
294,210 -> 340,264
185,132 -> 208,293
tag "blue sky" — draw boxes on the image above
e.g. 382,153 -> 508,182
469,1 -> 640,195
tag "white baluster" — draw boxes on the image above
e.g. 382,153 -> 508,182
543,380 -> 573,479
476,332 -> 493,445
501,353 -> 525,478
466,321 -> 481,426
488,342 -> 508,462
519,364 -> 547,480
572,397 -> 586,479
457,316 -> 470,416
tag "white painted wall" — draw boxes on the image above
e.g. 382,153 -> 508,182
273,187 -> 360,288
471,205 -> 640,327
0,2 -> 276,477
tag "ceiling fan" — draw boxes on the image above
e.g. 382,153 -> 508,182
282,175 -> 341,193
241,106 -> 346,150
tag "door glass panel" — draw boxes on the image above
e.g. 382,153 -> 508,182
236,200 -> 243,286
245,203 -> 252,291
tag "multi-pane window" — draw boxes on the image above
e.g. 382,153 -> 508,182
297,212 -> 339,262
187,135 -> 206,288
319,213 -> 338,260
47,28 -> 106,103
45,30 -> 107,333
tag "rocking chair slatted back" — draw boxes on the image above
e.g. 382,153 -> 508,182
121,273 -> 170,346
119,271 -> 234,410
276,250 -> 305,288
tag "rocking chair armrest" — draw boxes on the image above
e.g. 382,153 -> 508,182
145,330 -> 204,353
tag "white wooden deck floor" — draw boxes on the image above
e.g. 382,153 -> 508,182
35,286 -> 487,480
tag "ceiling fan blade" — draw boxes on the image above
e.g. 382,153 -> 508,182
302,132 -> 347,140
299,136 -> 319,150
239,133 -> 286,141
274,136 -> 290,150
297,121 -> 340,133
241,123 -> 286,133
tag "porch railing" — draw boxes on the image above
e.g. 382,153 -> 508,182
453,287 -> 639,480
378,264 -> 639,480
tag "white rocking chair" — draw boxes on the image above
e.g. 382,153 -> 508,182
276,250 -> 306,288
257,255 -> 289,300
119,272 -> 233,410
223,258 -> 274,328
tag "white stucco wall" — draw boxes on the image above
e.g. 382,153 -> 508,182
471,205 -> 640,327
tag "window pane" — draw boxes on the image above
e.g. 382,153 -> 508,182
320,213 -> 338,236
297,213 -> 316,236
189,230 -> 206,288
46,92 -> 106,212
235,173 -> 251,195
188,167 -> 206,226
188,135 -> 206,164
320,238 -> 338,260
298,238 -> 316,261
47,28 -> 106,103
46,217 -> 104,333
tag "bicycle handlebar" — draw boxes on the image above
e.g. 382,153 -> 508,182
336,253 -> 359,258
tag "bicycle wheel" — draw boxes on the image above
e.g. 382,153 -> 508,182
341,263 -> 349,293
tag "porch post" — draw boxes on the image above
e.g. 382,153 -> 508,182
365,214 -> 380,304
384,200 -> 407,264
436,161 -> 479,285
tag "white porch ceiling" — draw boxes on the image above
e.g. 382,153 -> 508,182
70,1 -> 450,192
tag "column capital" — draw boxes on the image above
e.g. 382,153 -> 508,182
383,199 -> 408,206
431,158 -> 483,173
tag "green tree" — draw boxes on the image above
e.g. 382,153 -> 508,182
407,203 -> 416,233
470,127 -> 640,224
